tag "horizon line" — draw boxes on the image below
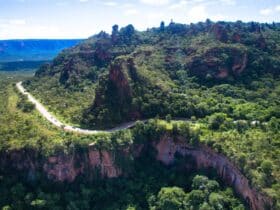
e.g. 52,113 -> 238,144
0,20 -> 279,40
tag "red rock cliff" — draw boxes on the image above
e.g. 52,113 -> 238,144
43,148 -> 121,182
0,136 -> 273,210
187,46 -> 248,80
154,136 -> 273,210
0,148 -> 121,182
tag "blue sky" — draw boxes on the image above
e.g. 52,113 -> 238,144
0,0 -> 279,39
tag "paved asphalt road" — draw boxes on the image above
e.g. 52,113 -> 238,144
16,82 -> 142,134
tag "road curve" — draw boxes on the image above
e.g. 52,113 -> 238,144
16,82 -> 142,134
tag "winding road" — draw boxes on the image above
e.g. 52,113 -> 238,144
15,84 -> 272,210
16,82 -> 143,134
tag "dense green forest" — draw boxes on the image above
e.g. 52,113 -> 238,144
0,20 -> 280,209
0,72 -> 279,209
25,20 -> 280,128
0,73 -> 247,210
1,163 -> 245,210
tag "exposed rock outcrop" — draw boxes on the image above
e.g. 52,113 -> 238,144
86,57 -> 142,127
256,35 -> 267,50
232,32 -> 242,43
44,149 -> 121,182
93,39 -> 112,67
88,149 -> 121,178
0,148 -> 121,182
108,60 -> 132,98
187,46 -> 248,80
0,136 -> 273,210
93,58 -> 133,109
232,52 -> 248,74
44,152 -> 85,182
211,23 -> 228,43
154,136 -> 273,210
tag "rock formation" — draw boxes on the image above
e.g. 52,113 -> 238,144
187,46 -> 248,80
211,23 -> 228,43
0,148 -> 122,182
85,57 -> 142,127
0,135 -> 273,210
154,136 -> 273,210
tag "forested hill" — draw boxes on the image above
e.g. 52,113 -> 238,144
26,20 -> 280,128
5,21 -> 280,208
0,39 -> 83,62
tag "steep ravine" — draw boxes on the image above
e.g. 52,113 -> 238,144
0,136 -> 273,210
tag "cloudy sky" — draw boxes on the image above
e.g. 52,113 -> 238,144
0,0 -> 279,39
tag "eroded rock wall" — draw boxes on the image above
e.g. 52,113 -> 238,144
0,148 -> 121,182
154,136 -> 273,210
0,136 -> 273,209
44,148 -> 121,182
187,46 -> 248,80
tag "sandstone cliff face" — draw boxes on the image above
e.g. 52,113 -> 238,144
256,35 -> 267,50
0,149 -> 38,181
232,32 -> 242,43
0,148 -> 121,182
154,136 -> 273,210
89,57 -> 142,126
108,60 -> 132,98
0,136 -> 273,210
88,149 -> 121,178
187,47 -> 248,80
44,153 -> 85,182
44,149 -> 121,182
92,38 -> 113,68
93,58 -> 133,109
211,23 -> 228,43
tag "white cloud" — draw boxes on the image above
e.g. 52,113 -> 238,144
140,0 -> 170,6
169,0 -> 234,10
185,5 -> 226,23
146,12 -> 165,20
220,0 -> 236,5
9,19 -> 26,25
0,22 -> 63,39
103,1 -> 118,7
121,3 -> 134,8
56,2 -> 68,6
210,14 -> 225,21
187,5 -> 207,22
259,5 -> 280,16
79,0 -> 89,2
260,8 -> 273,16
169,0 -> 188,10
124,9 -> 139,16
